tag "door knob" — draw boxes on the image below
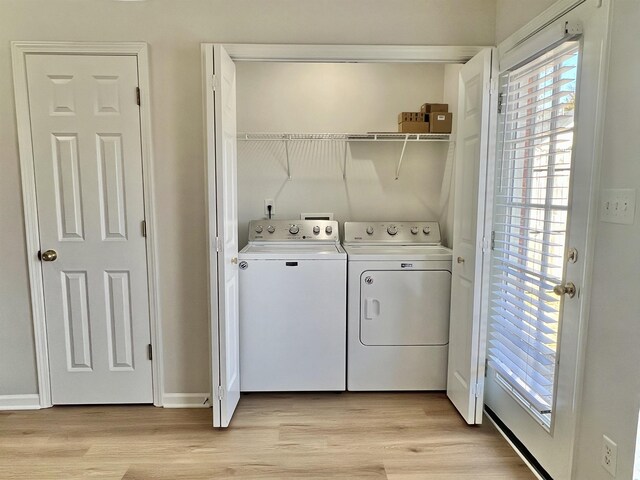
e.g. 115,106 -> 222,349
457,256 -> 465,264
553,282 -> 576,298
41,249 -> 58,262
231,257 -> 238,264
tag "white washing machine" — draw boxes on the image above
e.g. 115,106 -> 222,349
343,221 -> 452,391
239,219 -> 346,391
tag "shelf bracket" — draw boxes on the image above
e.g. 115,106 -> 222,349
395,135 -> 410,180
283,135 -> 291,180
342,141 -> 349,180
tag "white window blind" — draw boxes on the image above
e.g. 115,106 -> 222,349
489,41 -> 580,427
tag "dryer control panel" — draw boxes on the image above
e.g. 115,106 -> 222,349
343,221 -> 442,245
248,219 -> 339,242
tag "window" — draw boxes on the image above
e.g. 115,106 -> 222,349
488,41 -> 580,429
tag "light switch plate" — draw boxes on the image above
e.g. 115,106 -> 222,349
600,188 -> 636,224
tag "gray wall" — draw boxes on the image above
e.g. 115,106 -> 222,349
572,1 -> 640,478
0,0 -> 496,397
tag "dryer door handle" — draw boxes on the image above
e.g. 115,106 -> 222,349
364,298 -> 380,320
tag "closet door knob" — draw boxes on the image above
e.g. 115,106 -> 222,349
457,256 -> 465,264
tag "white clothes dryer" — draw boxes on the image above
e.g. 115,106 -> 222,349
239,220 -> 346,392
343,221 -> 452,390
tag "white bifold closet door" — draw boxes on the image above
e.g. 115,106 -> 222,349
447,48 -> 494,425
203,44 -> 241,428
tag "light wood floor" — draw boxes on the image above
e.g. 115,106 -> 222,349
0,392 -> 534,479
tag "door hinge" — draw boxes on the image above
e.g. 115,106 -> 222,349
136,87 -> 141,106
211,74 -> 218,92
141,220 -> 147,237
217,386 -> 224,400
215,236 -> 221,252
490,230 -> 495,250
485,358 -> 489,377
147,343 -> 152,360
481,236 -> 489,253
497,92 -> 505,114
488,78 -> 498,95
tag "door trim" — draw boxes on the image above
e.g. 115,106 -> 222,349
11,41 -> 163,408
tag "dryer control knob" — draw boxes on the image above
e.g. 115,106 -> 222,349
387,225 -> 398,236
267,225 -> 275,234
325,226 -> 333,234
366,226 -> 374,235
255,225 -> 264,234
411,227 -> 419,235
289,225 -> 299,234
423,226 -> 431,235
313,226 -> 320,234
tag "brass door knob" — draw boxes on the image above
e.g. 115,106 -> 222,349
553,282 -> 576,298
41,249 -> 58,262
457,256 -> 465,264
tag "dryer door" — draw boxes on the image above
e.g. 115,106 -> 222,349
360,270 -> 451,346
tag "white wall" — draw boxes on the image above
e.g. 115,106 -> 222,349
572,1 -> 640,478
236,62 -> 451,248
0,0 -> 496,400
495,0 -> 558,43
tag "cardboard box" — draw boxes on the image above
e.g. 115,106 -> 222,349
398,121 -> 430,133
398,112 -> 424,123
428,112 -> 453,133
420,103 -> 449,114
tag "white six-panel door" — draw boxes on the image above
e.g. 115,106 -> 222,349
26,54 -> 153,404
447,48 -> 494,424
204,44 -> 241,427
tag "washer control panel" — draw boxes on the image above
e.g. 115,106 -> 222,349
343,221 -> 442,245
248,219 -> 339,242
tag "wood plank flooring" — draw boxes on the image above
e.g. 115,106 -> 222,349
0,392 -> 534,479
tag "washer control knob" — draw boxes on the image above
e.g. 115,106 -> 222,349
325,226 -> 333,234
267,225 -> 275,234
366,226 -> 374,235
313,226 -> 321,235
387,225 -> 398,236
411,227 -> 419,235
255,225 -> 263,234
289,225 -> 299,235
423,226 -> 431,235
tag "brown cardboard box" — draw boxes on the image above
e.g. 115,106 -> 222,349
420,103 -> 449,114
398,112 -> 424,123
428,112 -> 453,133
398,121 -> 430,133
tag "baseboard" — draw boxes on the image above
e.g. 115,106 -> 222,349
0,394 -> 41,410
162,393 -> 210,408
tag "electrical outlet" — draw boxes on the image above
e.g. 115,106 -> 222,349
264,199 -> 274,217
600,188 -> 636,225
601,434 -> 617,476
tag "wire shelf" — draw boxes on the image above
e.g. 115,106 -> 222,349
237,132 -> 452,142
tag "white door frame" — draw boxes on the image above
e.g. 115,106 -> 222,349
11,41 -> 163,408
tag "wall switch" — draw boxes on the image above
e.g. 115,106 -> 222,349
601,434 -> 618,476
600,188 -> 636,225
264,199 -> 274,217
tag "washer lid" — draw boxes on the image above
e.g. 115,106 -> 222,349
344,245 -> 452,262
240,243 -> 346,260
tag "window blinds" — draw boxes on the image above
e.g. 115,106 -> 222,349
489,41 -> 579,426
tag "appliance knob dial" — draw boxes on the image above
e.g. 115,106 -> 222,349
255,225 -> 264,234
387,225 -> 398,236
289,225 -> 299,235
366,226 -> 374,235
267,225 -> 275,234
325,226 -> 333,234
313,226 -> 321,234
423,226 -> 431,235
411,227 -> 419,235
